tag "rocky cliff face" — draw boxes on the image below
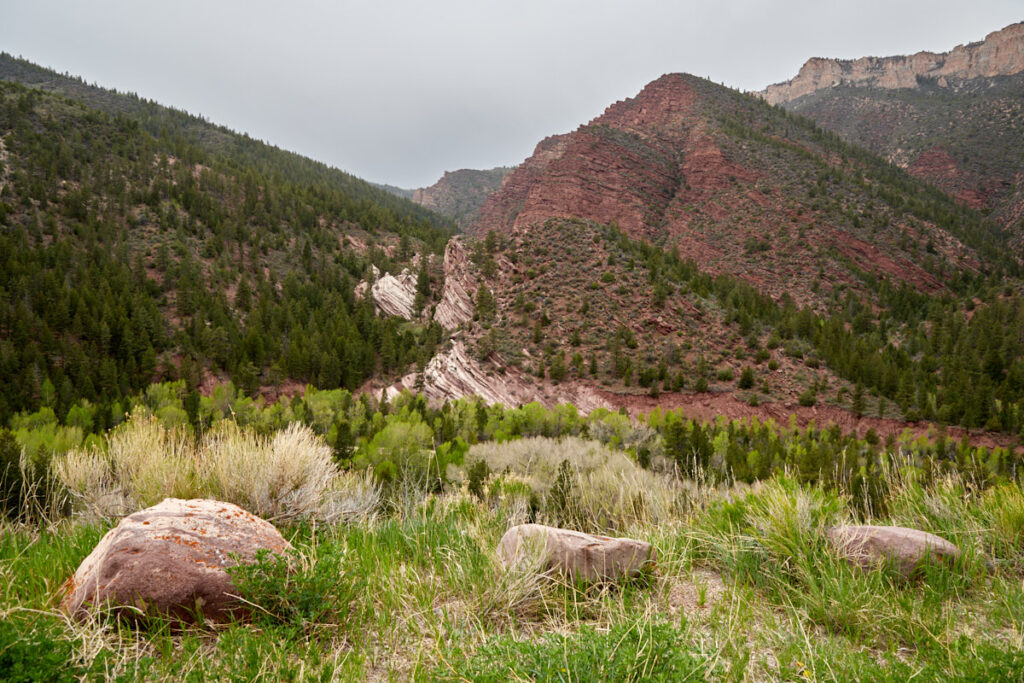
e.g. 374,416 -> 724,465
355,265 -> 420,320
472,76 -> 708,242
763,23 -> 1024,230
387,341 -> 607,413
762,22 -> 1024,105
433,238 -> 476,329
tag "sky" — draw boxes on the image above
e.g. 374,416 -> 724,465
2,1 -> 1021,188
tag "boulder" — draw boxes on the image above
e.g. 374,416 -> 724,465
826,525 -> 960,577
497,523 -> 655,582
60,498 -> 292,622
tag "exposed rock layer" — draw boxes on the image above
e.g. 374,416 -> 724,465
433,238 -> 476,329
372,270 -> 418,320
61,498 -> 291,622
388,341 -> 606,413
469,73 -> 970,301
762,22 -> 1024,105
761,22 -> 1024,229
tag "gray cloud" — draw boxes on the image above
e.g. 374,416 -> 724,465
2,0 -> 1020,187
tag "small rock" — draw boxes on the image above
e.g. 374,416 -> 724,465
826,525 -> 960,577
60,498 -> 292,622
497,523 -> 655,582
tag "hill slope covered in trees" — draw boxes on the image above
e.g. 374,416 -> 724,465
0,59 -> 455,428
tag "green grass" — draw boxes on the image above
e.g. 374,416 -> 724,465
4,451 -> 1024,680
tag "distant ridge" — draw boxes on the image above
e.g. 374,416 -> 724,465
761,22 -> 1024,105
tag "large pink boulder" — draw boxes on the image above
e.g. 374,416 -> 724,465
497,523 -> 656,582
61,498 -> 292,622
826,525 -> 960,577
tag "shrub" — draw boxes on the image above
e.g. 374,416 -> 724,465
464,437 -> 677,532
716,367 -> 734,382
738,367 -> 756,389
54,411 -> 378,523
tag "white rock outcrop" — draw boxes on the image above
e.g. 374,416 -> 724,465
355,265 -> 419,320
372,270 -> 418,319
388,341 -> 607,413
433,238 -> 476,329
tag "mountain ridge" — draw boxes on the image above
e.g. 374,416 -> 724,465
761,22 -> 1024,105
469,72 -> 1011,306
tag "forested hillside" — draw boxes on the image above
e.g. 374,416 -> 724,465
0,73 -> 454,428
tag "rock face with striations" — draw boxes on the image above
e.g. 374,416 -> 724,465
433,238 -> 476,329
371,269 -> 419,320
826,525 -> 960,577
387,340 -> 607,412
762,22 -> 1024,105
759,22 -> 1024,229
467,72 -> 963,302
497,523 -> 656,582
356,265 -> 420,320
61,498 -> 291,622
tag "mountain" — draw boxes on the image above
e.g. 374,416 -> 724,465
470,72 -> 1013,306
379,167 -> 511,229
401,72 -> 1024,435
411,167 -> 511,229
760,23 -> 1024,229
0,55 -> 455,427
5,53 -> 1024,439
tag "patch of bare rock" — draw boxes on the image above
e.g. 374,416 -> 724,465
388,341 -> 607,413
497,523 -> 656,582
432,238 -> 476,329
61,498 -> 291,623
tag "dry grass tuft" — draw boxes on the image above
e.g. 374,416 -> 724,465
466,436 -> 680,533
53,411 -> 379,523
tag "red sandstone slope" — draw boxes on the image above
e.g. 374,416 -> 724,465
470,73 -> 1008,306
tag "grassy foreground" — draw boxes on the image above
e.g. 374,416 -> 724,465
3,421 -> 1024,680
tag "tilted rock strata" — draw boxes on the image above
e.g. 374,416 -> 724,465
762,22 -> 1024,104
388,341 -> 606,413
356,265 -> 420,320
497,523 -> 656,582
371,269 -> 418,320
61,498 -> 291,622
472,76 -> 702,240
433,238 -> 476,329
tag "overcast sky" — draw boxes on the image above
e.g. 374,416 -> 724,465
2,1 -> 1021,188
